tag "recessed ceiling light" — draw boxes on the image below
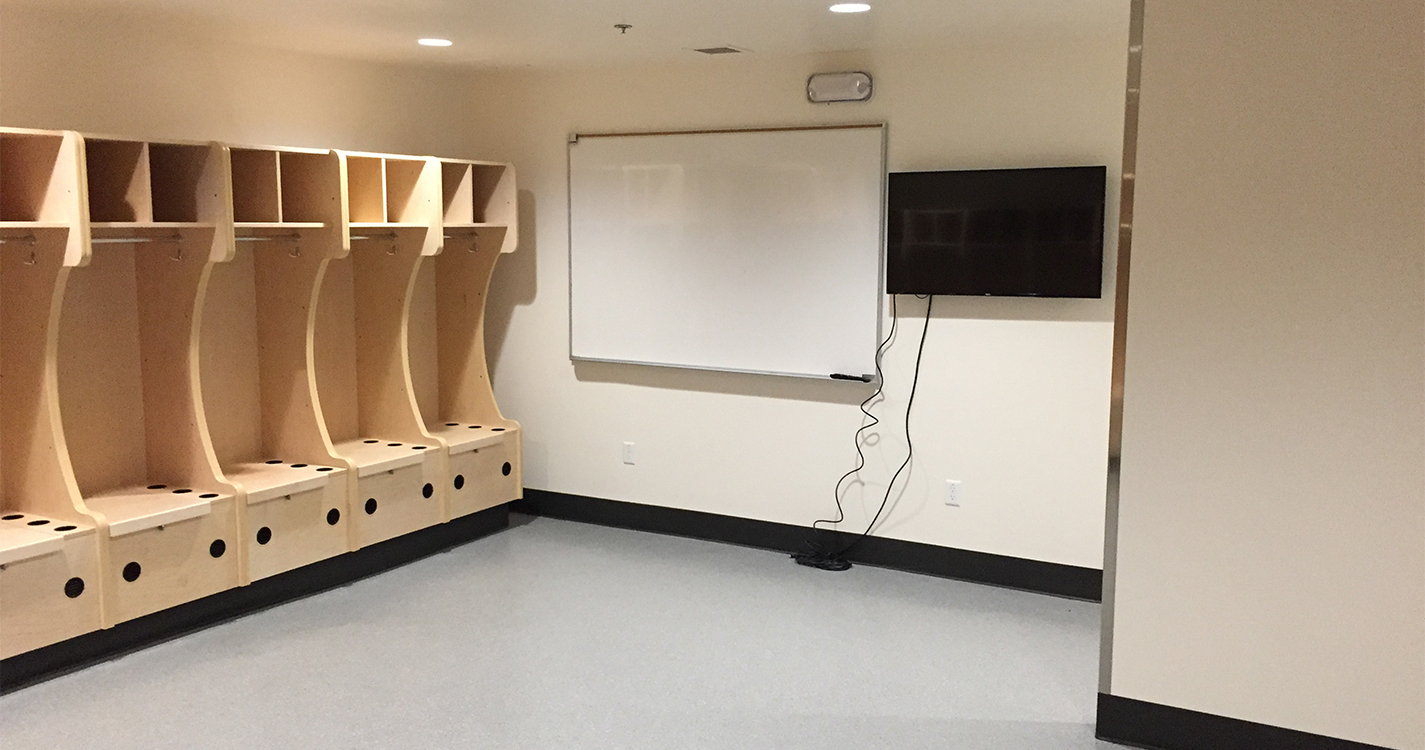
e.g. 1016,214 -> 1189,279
418,38 -> 453,47
829,3 -> 871,12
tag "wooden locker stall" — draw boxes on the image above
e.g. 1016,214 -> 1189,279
0,128 -> 104,656
56,136 -> 240,624
409,159 -> 522,520
1,128 -> 522,662
200,146 -> 351,581
312,153 -> 443,549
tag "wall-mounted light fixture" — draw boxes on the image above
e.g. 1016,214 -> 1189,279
807,72 -> 873,103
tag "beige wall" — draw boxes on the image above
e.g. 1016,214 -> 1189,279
1,1 -> 1129,571
463,23 -> 1130,569
0,4 -> 472,156
1106,1 -> 1425,747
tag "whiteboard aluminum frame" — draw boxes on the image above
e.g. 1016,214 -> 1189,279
565,123 -> 888,382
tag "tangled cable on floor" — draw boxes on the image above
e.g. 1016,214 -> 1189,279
793,294 -> 934,572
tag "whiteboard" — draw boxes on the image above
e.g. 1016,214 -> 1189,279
568,125 -> 885,379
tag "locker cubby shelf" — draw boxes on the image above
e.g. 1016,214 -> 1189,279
83,140 -> 231,223
0,129 -> 87,266
84,138 -> 231,262
83,139 -> 151,223
230,148 -> 280,223
1,131 -> 68,221
440,160 -> 517,251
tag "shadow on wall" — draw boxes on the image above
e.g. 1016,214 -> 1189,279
573,361 -> 873,407
920,293 -> 1112,323
486,189 -> 538,378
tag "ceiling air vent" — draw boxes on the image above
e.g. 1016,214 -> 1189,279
694,46 -> 744,55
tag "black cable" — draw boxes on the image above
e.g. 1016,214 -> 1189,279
793,294 -> 934,571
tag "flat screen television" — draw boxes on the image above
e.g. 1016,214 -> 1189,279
886,166 -> 1106,298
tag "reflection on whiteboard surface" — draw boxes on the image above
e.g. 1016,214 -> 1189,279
569,126 -> 885,379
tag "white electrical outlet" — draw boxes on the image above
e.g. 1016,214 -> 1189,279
945,479 -> 962,507
622,442 -> 636,465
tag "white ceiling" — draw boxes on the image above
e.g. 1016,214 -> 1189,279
14,0 -> 1127,68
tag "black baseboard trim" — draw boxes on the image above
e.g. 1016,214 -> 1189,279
513,489 -> 1101,601
1096,693 -> 1395,750
0,504 -> 510,694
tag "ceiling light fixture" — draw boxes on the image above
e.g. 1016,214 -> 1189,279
829,3 -> 871,12
418,38 -> 453,47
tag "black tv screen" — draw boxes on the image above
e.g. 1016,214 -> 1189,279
886,166 -> 1106,298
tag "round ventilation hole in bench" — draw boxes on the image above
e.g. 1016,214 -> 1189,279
502,462 -> 512,476
257,527 -> 272,545
422,483 -> 434,498
122,562 -> 142,582
365,498 -> 377,515
64,578 -> 85,598
210,540 -> 226,558
55,525 -> 76,532
453,474 -> 465,490
327,508 -> 341,525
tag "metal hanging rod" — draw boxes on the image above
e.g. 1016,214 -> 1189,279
236,233 -> 303,243
91,234 -> 184,245
351,232 -> 399,242
0,234 -> 38,246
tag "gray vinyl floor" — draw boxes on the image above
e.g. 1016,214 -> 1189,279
0,515 -> 1115,749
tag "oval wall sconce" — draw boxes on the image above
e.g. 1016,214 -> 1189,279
807,71 -> 873,103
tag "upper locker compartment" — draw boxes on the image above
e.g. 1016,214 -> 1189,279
58,136 -> 239,624
440,160 -> 517,253
410,159 -> 522,520
0,129 -> 89,266
0,128 -> 103,657
313,153 -> 443,549
202,146 -> 350,581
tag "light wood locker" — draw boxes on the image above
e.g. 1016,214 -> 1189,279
409,160 -> 522,520
0,128 -> 104,657
312,153 -> 444,549
57,136 -> 240,624
200,147 -> 351,581
2,127 -> 521,661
